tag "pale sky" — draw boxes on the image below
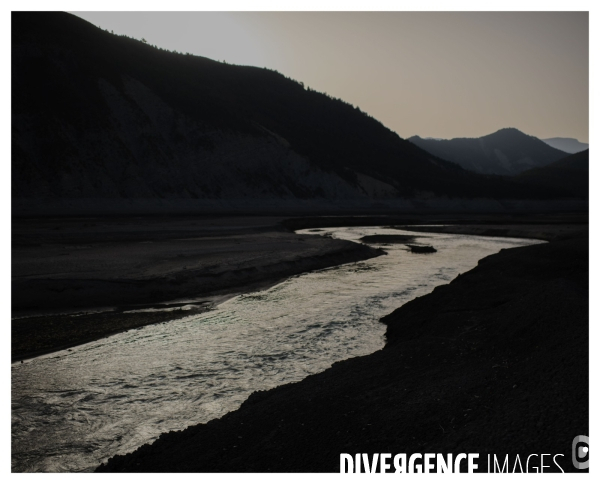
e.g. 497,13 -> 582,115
71,11 -> 589,142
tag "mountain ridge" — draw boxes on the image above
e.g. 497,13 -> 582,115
12,12 -> 579,215
409,128 -> 568,176
542,137 -> 588,154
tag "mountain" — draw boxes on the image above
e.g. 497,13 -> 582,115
517,149 -> 589,199
408,129 -> 568,176
542,137 -> 589,154
12,12 -> 574,215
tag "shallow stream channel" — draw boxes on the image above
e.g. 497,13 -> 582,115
11,227 -> 540,472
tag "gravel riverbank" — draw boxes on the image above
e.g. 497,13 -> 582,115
97,225 -> 588,472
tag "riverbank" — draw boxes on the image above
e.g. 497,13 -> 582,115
391,223 -> 587,242
12,214 -> 585,361
12,216 -> 383,361
97,226 -> 588,472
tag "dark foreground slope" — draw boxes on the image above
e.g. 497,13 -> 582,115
517,149 -> 589,199
98,231 -> 588,472
12,12 -> 570,216
409,128 -> 568,176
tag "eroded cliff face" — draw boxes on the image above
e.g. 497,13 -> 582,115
13,71 -> 380,211
12,76 -> 586,215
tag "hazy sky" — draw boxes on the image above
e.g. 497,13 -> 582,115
72,11 -> 589,142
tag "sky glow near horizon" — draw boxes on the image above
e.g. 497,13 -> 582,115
71,11 -> 589,143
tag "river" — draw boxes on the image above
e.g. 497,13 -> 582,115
11,227 -> 540,472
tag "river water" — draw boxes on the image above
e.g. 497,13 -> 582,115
11,227 -> 540,472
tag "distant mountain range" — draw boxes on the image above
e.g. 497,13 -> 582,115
408,129 -> 569,176
541,137 -> 589,154
11,12 -> 583,215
